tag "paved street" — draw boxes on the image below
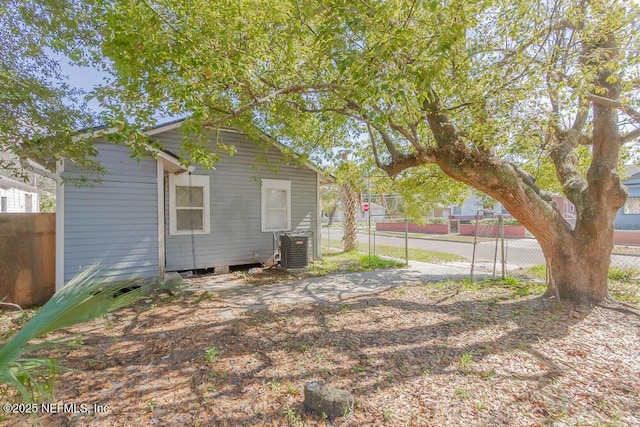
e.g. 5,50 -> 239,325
321,227 -> 640,269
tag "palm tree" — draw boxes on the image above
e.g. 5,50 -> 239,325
340,181 -> 359,251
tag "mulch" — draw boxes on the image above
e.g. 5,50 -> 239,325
2,280 -> 639,426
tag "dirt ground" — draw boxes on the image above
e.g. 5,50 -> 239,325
2,276 -> 640,426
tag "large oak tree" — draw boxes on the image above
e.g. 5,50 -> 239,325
71,0 -> 639,308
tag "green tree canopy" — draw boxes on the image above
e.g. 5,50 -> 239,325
0,1 -> 99,175
49,0 -> 640,306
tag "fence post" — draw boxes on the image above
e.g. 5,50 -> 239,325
373,225 -> 376,256
404,216 -> 409,266
493,227 -> 499,278
470,210 -> 480,283
500,214 -> 506,279
368,177 -> 372,263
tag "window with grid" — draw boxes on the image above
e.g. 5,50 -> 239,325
169,174 -> 210,235
261,179 -> 291,232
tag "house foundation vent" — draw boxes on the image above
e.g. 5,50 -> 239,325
280,233 -> 309,270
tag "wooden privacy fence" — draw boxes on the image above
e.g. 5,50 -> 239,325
0,213 -> 55,308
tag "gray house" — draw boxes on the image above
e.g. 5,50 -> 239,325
56,121 -> 330,289
614,168 -> 640,230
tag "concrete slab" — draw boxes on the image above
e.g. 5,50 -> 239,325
180,261 -> 495,311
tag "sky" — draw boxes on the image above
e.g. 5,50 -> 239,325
56,54 -> 105,115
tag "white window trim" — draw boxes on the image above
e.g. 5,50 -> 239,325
168,174 -> 211,235
261,179 -> 291,232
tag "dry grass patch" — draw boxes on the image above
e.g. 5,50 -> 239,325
1,280 -> 639,426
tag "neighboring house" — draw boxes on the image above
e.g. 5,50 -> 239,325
441,193 -> 575,224
56,121 -> 331,289
0,172 -> 41,213
550,194 -> 576,227
443,194 -> 489,221
331,201 -> 386,222
615,168 -> 640,230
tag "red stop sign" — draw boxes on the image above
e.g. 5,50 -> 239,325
363,203 -> 369,212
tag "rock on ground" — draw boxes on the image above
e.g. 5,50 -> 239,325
303,381 -> 354,419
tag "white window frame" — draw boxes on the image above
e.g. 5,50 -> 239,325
168,174 -> 210,235
261,179 -> 291,232
623,197 -> 640,215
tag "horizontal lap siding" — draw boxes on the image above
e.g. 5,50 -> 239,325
157,129 -> 317,271
615,179 -> 640,230
63,142 -> 159,282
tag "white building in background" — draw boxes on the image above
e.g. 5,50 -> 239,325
330,201 -> 387,222
0,172 -> 41,213
431,193 -> 513,220
0,151 -> 57,213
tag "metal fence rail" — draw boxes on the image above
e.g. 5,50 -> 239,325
321,209 -> 640,284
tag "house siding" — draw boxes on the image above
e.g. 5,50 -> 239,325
0,188 -> 39,213
154,129 -> 318,271
615,172 -> 640,230
62,142 -> 159,282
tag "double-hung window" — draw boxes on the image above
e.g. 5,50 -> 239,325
261,179 -> 291,232
168,174 -> 210,235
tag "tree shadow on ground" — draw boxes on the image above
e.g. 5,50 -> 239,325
34,282 -> 622,426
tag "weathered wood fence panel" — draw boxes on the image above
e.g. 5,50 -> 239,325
0,213 -> 55,308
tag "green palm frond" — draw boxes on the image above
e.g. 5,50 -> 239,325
0,264 -> 144,402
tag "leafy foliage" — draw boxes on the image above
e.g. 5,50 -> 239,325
0,265 -> 143,402
0,1 -> 100,176
56,1 -> 637,218
32,0 -> 640,303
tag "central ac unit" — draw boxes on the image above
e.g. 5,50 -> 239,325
280,233 -> 309,269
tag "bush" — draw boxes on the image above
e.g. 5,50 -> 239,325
608,267 -> 638,282
427,217 -> 448,224
476,218 -> 520,226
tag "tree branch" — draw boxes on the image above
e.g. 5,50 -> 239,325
388,118 -> 424,153
422,94 -> 460,148
368,122 -> 401,160
572,97 -> 588,132
587,93 -> 640,124
621,127 -> 640,144
366,123 -> 434,176
234,83 -> 340,117
367,123 -> 388,173
550,129 -> 587,205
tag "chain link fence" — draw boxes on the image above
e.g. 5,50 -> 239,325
321,203 -> 640,283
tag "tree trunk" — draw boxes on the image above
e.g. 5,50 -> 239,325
340,183 -> 358,252
429,138 -> 624,309
418,27 -> 627,309
544,246 -> 610,307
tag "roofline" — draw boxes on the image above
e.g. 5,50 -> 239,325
0,173 -> 40,193
75,118 -> 334,183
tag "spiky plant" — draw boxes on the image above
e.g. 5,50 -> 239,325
0,264 -> 143,402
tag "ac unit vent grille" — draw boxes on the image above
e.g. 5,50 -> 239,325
280,234 -> 309,269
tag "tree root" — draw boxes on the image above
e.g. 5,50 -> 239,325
597,297 -> 640,318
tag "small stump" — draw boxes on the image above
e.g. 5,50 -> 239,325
303,381 -> 354,419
